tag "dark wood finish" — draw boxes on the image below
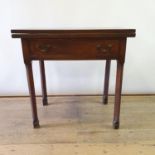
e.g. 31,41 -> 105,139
11,29 -> 136,129
39,60 -> 48,106
22,39 -> 39,128
113,61 -> 124,129
25,62 -> 40,128
11,29 -> 136,38
29,39 -> 120,60
103,60 -> 111,104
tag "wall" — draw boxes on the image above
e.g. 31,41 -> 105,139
0,0 -> 155,95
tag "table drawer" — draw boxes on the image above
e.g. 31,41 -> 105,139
29,39 -> 120,60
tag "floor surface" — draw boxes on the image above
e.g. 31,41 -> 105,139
0,95 -> 155,154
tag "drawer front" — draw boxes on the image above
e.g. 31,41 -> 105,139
29,39 -> 120,60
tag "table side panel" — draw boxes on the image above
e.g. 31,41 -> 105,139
27,38 -> 123,60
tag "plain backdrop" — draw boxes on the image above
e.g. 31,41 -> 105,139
0,0 -> 155,96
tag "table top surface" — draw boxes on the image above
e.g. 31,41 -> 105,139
11,29 -> 136,39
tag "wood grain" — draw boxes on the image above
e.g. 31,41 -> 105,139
12,29 -> 136,129
11,29 -> 136,38
0,95 -> 155,154
0,143 -> 155,155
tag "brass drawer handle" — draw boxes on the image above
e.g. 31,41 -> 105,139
37,44 -> 51,52
96,44 -> 113,53
107,44 -> 113,48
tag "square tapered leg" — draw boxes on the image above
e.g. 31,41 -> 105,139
103,60 -> 111,104
113,61 -> 124,129
39,60 -> 48,106
25,61 -> 40,128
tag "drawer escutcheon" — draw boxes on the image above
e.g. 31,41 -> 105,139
96,44 -> 113,53
37,44 -> 51,52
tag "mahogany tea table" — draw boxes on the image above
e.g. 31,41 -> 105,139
11,29 -> 136,129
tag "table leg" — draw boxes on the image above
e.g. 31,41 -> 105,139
39,60 -> 48,106
103,60 -> 111,104
113,61 -> 124,129
25,61 -> 40,128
